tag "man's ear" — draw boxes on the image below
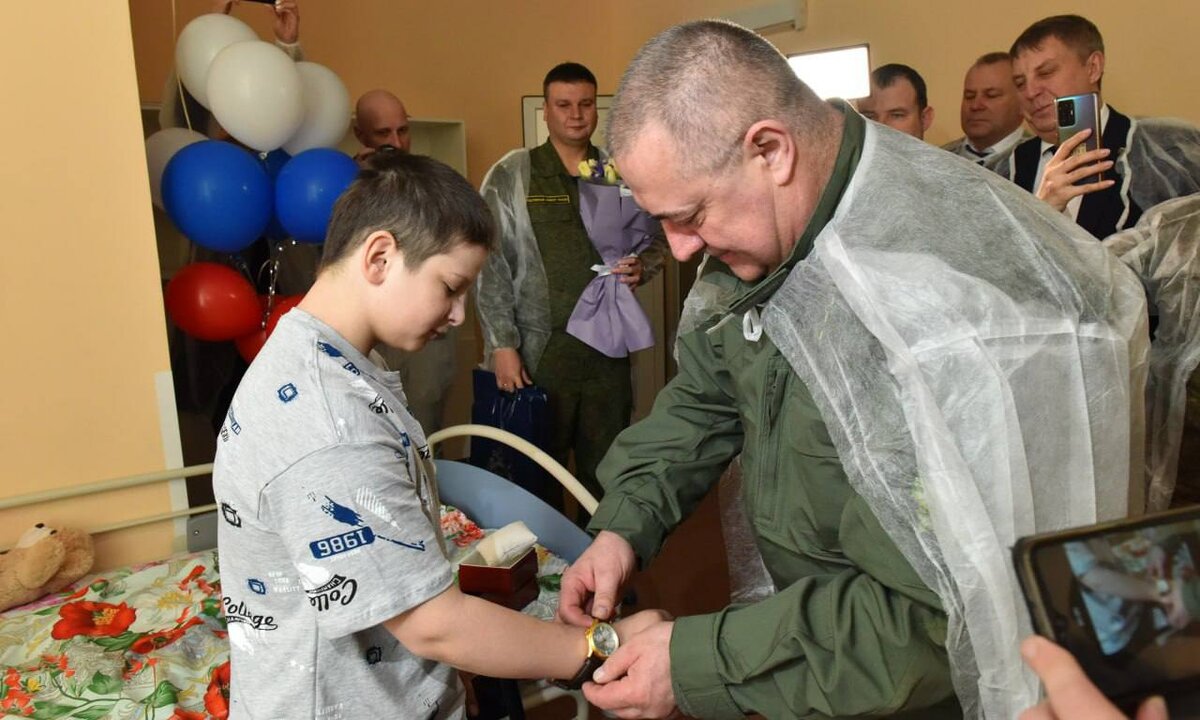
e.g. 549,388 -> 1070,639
921,105 -> 935,134
361,230 -> 398,286
1086,51 -> 1105,87
745,120 -> 796,187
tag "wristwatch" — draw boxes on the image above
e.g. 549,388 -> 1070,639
554,618 -> 619,690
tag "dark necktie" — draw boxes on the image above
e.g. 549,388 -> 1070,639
965,144 -> 991,165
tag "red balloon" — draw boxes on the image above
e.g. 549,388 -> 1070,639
233,294 -> 304,362
164,262 -> 260,341
265,294 -> 303,334
234,328 -> 268,363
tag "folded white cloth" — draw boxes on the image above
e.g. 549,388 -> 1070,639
475,521 -> 537,567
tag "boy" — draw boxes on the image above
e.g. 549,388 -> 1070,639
214,152 -> 650,718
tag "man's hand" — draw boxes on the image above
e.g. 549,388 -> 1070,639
614,608 -> 673,639
272,0 -> 299,44
558,531 -> 637,626
353,147 -> 378,165
1019,636 -> 1169,720
492,348 -> 531,392
584,617 -> 678,719
213,0 -> 299,45
1036,129 -> 1115,212
613,255 -> 644,287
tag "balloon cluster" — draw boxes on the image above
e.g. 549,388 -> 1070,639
145,13 -> 361,362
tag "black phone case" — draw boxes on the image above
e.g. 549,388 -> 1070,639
1012,505 -> 1200,707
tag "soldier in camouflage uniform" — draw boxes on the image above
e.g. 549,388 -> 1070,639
476,62 -> 666,511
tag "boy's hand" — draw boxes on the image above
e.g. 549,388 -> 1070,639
614,609 -> 672,639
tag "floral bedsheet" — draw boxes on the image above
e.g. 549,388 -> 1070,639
0,507 -> 567,719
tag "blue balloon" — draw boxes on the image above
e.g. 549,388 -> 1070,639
260,149 -> 292,242
274,148 -> 359,244
162,141 -> 272,254
261,148 -> 291,179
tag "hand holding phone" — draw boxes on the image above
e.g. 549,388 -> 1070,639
1056,93 -> 1103,175
1036,131 -> 1115,211
1019,636 -> 1170,720
1013,505 -> 1200,710
1034,92 -> 1115,211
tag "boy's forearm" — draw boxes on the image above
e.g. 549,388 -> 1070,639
385,584 -> 589,680
1081,567 -> 1158,602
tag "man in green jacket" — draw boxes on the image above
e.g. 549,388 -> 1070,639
560,18 -> 1147,720
477,63 -> 666,512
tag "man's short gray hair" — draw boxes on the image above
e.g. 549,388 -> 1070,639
607,20 -> 833,176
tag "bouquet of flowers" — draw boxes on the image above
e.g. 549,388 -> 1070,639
578,158 -> 621,185
568,158 -> 656,358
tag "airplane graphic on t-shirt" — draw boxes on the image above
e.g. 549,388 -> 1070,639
317,496 -> 425,552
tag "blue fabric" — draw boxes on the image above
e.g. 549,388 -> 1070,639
434,459 -> 590,562
469,369 -> 554,504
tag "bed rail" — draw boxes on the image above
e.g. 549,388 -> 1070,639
427,424 -> 598,514
0,424 -> 596,546
0,464 -> 215,542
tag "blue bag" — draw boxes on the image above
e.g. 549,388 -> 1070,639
468,369 -> 555,507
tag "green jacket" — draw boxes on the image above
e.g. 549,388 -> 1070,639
590,107 -> 959,719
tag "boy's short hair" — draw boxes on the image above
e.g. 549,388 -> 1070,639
320,150 -> 494,271
543,62 -> 597,98
1010,15 -> 1105,62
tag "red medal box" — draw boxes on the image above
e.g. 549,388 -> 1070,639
458,546 -> 539,598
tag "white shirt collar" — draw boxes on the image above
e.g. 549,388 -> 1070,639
967,125 -> 1027,156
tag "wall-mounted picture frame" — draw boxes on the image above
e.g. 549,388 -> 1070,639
521,94 -> 614,150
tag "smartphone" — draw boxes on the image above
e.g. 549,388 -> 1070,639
1055,92 -> 1103,184
1014,505 -> 1200,707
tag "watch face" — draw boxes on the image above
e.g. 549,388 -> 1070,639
591,622 -> 619,656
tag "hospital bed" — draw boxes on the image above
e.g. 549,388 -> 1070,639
0,424 -> 594,720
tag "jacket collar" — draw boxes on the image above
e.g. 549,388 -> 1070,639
530,139 -> 600,179
725,100 -> 864,316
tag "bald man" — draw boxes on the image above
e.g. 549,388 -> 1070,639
353,90 -> 411,161
352,90 -> 458,435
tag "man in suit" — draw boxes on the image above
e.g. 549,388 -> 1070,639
1006,14 -> 1200,239
942,52 -> 1026,172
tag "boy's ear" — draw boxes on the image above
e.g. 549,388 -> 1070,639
361,230 -> 398,285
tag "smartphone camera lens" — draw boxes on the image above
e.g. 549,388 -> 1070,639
1057,100 -> 1076,127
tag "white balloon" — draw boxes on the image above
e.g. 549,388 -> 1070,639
173,13 -> 258,109
145,127 -> 208,209
207,41 -> 305,152
282,62 -> 352,155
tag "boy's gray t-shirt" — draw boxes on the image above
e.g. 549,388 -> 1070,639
214,309 -> 464,719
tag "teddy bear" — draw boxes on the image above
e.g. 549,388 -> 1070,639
0,523 -> 95,614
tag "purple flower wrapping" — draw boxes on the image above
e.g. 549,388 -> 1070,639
567,181 -> 657,357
